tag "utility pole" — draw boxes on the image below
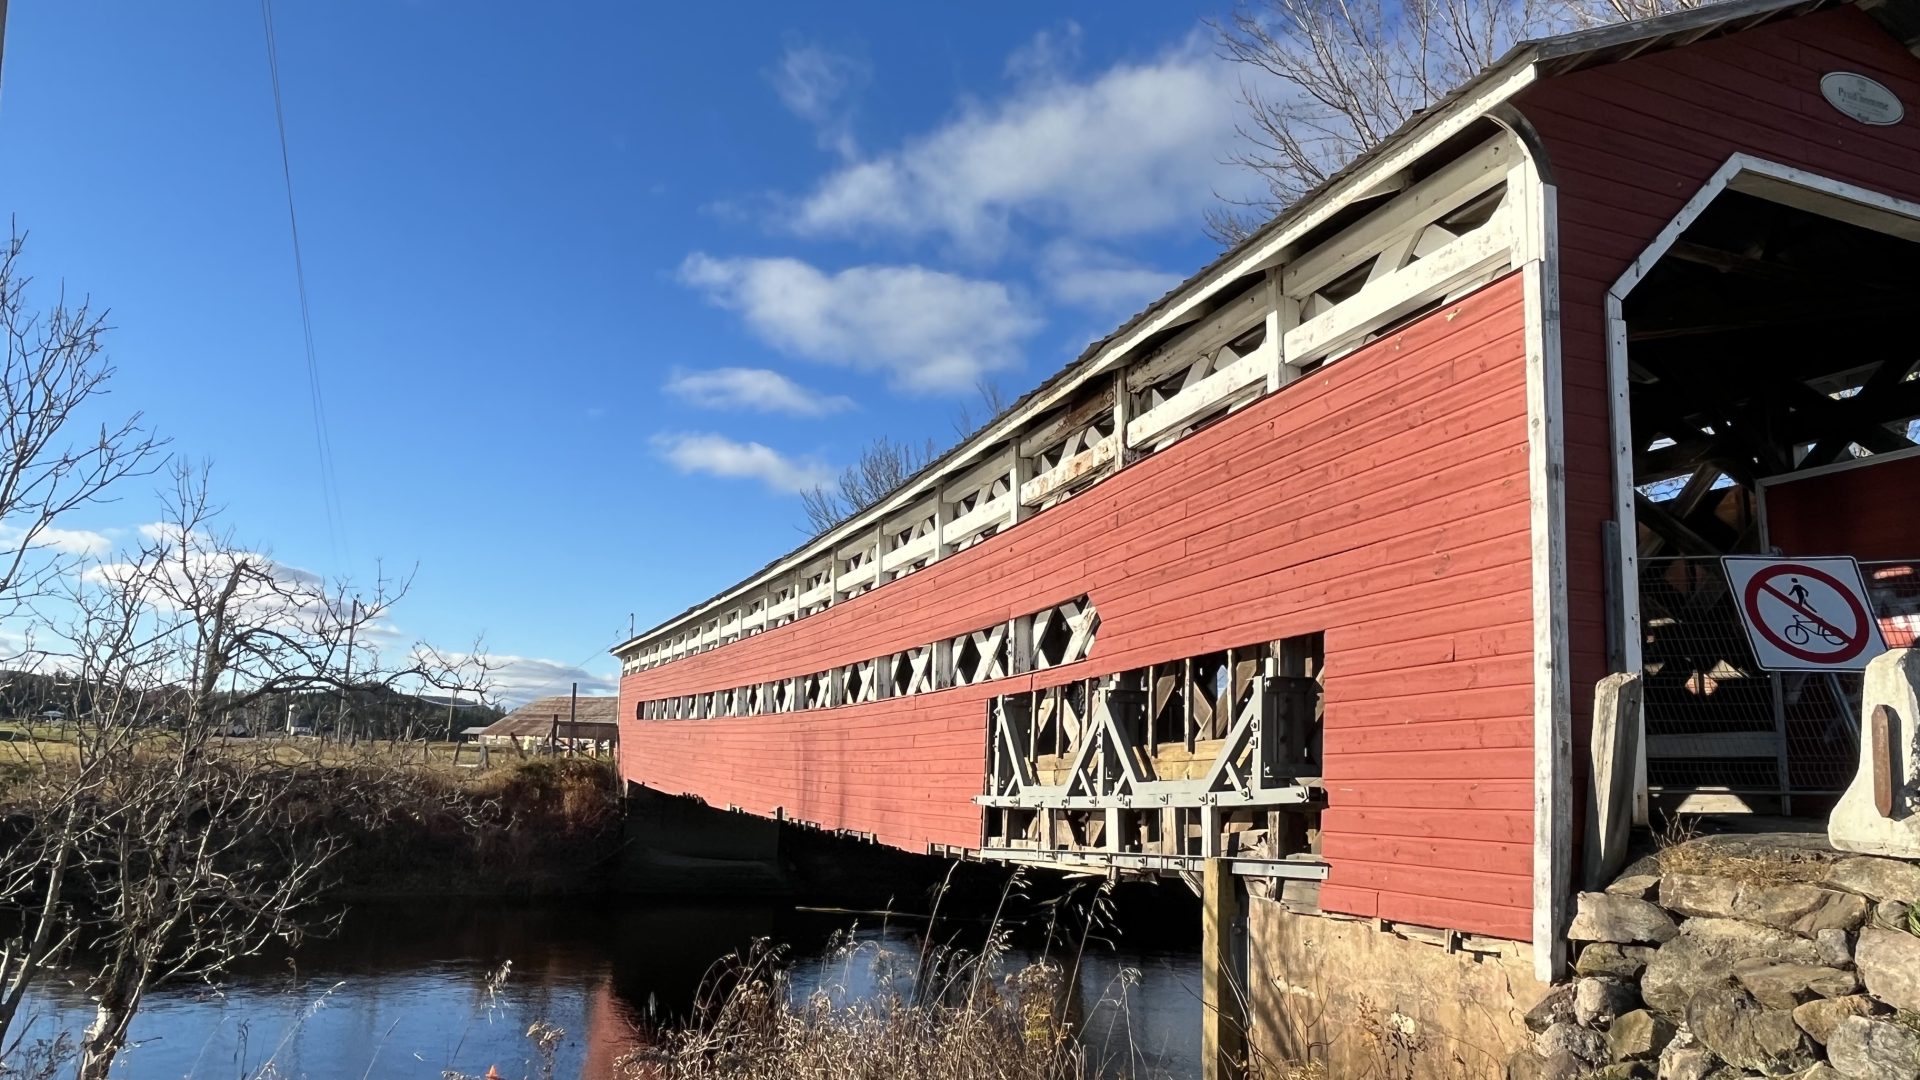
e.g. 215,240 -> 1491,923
567,681 -> 577,757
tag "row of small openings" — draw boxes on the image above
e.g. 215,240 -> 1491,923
633,596 -> 1099,722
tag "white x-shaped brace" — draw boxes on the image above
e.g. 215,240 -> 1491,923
952,624 -> 1008,686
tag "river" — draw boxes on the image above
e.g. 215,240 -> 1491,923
10,896 -> 1205,1079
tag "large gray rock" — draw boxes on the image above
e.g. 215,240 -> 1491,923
1540,1051 -> 1588,1080
1793,996 -> 1880,1046
1731,958 -> 1858,1009
1609,874 -> 1663,900
1536,1021 -> 1608,1066
1874,901 -> 1912,930
1642,918 -> 1824,1016
1855,928 -> 1920,1013
1572,892 -> 1682,944
1685,987 -> 1818,1075
1589,1064 -> 1656,1080
1657,1045 -> 1718,1080
1611,1009 -> 1679,1061
1506,1048 -> 1547,1080
1578,976 -> 1641,1027
1661,874 -> 1870,936
1827,858 -> 1920,906
1527,983 -> 1578,1033
1825,1016 -> 1920,1080
1579,942 -> 1658,980
1817,928 -> 1855,968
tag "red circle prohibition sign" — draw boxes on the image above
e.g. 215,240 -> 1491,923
1741,563 -> 1871,665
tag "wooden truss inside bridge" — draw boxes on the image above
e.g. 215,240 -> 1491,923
979,635 -> 1326,880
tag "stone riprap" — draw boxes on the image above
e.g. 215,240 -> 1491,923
1506,836 -> 1920,1080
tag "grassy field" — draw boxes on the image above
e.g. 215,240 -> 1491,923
0,719 -> 605,776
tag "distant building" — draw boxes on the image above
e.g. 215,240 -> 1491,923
477,695 -> 618,755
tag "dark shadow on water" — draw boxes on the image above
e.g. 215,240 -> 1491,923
13,884 -> 1203,1079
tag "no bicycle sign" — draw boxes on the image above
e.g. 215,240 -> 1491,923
1722,556 -> 1887,672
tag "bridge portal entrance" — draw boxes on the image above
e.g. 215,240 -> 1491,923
1610,160 -> 1920,815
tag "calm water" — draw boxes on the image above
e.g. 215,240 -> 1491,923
12,898 -> 1204,1079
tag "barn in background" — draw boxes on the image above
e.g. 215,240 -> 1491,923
614,0 -> 1920,1070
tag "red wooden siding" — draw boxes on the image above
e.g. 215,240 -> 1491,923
1766,453 -> 1920,562
1514,7 -> 1920,766
621,273 -> 1535,940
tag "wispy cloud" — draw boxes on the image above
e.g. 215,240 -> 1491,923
678,254 -> 1040,394
1038,240 -> 1183,312
768,42 -> 869,160
665,366 -> 855,417
786,30 -> 1249,252
0,523 -> 112,558
474,653 -> 618,707
651,432 -> 833,494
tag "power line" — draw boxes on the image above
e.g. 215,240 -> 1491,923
258,0 -> 346,563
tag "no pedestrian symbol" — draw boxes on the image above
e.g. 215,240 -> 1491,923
1721,556 -> 1887,672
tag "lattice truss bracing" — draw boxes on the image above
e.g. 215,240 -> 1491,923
979,635 -> 1325,872
634,596 -> 1098,721
618,127 -> 1526,679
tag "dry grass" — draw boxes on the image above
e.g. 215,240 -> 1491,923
1649,815 -> 1830,887
615,935 -> 1106,1080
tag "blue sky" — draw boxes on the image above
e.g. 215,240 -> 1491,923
0,1 -> 1260,703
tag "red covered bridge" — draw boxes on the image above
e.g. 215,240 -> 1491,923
617,0 -> 1920,983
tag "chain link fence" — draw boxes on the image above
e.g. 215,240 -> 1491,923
1640,557 -> 1914,801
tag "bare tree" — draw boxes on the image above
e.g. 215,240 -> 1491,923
407,637 -> 501,743
1210,0 -> 1705,243
800,435 -> 939,535
0,230 -> 166,648
950,378 -> 1014,439
0,464 -> 422,1077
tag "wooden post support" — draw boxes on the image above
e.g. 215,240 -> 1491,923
1201,857 -> 1244,1080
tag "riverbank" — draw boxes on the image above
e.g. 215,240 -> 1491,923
0,744 -> 628,899
319,756 -> 627,897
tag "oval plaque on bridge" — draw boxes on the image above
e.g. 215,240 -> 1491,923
1821,72 -> 1905,126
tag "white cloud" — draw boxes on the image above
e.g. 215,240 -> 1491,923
679,254 -> 1040,393
0,523 -> 112,558
471,654 -> 618,708
1039,240 -> 1183,312
1005,21 -> 1083,83
788,31 -> 1249,250
769,43 -> 868,159
651,432 -> 833,494
665,366 -> 855,417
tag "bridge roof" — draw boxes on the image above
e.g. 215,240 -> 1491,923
614,0 -> 1901,660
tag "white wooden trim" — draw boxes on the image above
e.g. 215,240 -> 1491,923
1522,164 -> 1572,982
1126,341 -> 1272,448
1021,434 -> 1120,506
1125,287 -> 1272,394
1283,134 -> 1515,297
1284,215 -> 1513,365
